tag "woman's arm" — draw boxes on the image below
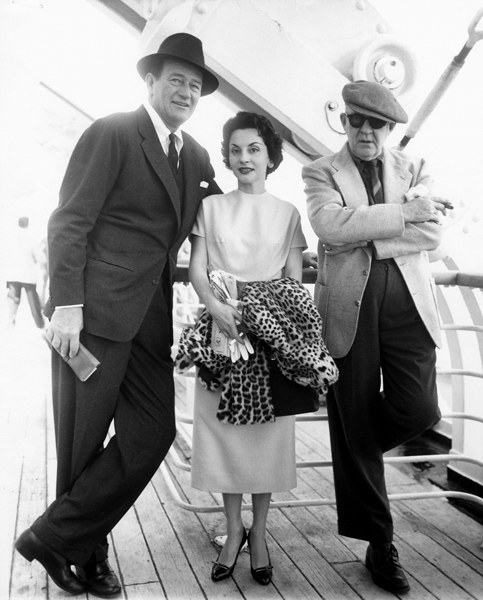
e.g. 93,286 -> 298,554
189,235 -> 244,343
284,247 -> 303,282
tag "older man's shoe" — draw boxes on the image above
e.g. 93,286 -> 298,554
14,528 -> 86,595
76,559 -> 121,598
365,542 -> 410,593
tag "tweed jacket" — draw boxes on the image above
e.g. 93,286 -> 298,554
45,105 -> 221,342
303,143 -> 443,358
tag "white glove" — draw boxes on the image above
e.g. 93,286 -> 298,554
228,333 -> 254,363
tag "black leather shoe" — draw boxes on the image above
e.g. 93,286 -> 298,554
211,529 -> 247,582
247,529 -> 273,586
14,528 -> 86,595
365,542 -> 410,593
76,559 -> 121,598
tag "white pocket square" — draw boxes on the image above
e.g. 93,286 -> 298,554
200,181 -> 209,188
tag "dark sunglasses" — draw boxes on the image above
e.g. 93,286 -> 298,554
344,113 -> 389,130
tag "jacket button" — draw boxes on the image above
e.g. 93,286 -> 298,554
355,300 -> 361,306
153,279 -> 159,285
363,270 -> 368,276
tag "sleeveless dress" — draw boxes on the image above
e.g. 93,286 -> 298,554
189,189 -> 307,493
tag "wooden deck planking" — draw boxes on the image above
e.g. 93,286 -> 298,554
125,483 -> 206,600
2,321 -> 483,599
168,412 -> 359,600
165,393 -> 483,599
153,466 -> 321,600
163,428 -> 483,600
10,406 -> 49,598
294,420 -> 483,599
167,418 -> 389,600
148,470 -> 252,600
395,495 -> 483,572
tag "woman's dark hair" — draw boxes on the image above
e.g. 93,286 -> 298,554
221,111 -> 283,176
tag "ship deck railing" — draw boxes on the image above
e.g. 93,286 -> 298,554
167,266 -> 483,514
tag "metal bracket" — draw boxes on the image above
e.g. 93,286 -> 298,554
325,100 -> 345,134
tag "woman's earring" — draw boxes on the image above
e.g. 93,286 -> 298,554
268,161 -> 274,168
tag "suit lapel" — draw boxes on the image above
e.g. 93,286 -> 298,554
180,135 -> 201,217
333,144 -> 368,208
381,149 -> 412,205
137,106 -> 181,224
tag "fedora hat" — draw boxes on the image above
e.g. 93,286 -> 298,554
136,32 -> 219,97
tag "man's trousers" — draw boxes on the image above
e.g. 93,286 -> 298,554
326,259 -> 441,544
31,279 -> 176,566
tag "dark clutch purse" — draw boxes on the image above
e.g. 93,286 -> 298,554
267,355 -> 320,417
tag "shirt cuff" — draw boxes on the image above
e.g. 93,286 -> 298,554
55,304 -> 84,309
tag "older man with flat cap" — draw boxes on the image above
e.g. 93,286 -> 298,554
303,80 -> 452,594
14,33 -> 222,597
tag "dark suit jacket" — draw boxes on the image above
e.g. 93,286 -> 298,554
45,105 -> 221,341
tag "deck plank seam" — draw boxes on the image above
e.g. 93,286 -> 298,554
146,478 -> 212,599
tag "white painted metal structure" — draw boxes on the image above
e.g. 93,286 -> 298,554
93,0 -> 419,159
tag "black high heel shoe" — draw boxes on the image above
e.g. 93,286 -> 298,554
247,529 -> 273,586
211,528 -> 247,582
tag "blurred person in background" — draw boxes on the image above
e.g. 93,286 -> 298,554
6,216 -> 46,331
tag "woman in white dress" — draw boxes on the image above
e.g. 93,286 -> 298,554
188,112 -> 307,585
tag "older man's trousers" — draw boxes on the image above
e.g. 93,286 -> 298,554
31,279 -> 176,566
326,259 -> 440,545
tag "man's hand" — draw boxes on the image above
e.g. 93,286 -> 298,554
46,307 -> 84,359
302,251 -> 318,268
427,196 -> 454,216
404,192 -> 453,219
402,197 -> 443,224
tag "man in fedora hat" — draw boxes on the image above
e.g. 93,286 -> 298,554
303,80 -> 452,594
15,32 -> 221,597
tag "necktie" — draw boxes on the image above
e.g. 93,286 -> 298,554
367,159 -> 384,205
168,133 -> 178,174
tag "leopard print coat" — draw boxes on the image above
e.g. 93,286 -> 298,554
175,278 -> 338,425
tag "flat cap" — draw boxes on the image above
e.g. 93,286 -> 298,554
342,80 -> 408,124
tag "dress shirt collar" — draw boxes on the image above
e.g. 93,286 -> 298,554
349,146 -> 386,170
143,101 -> 184,156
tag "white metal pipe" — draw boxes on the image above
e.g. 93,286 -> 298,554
159,463 -> 483,512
